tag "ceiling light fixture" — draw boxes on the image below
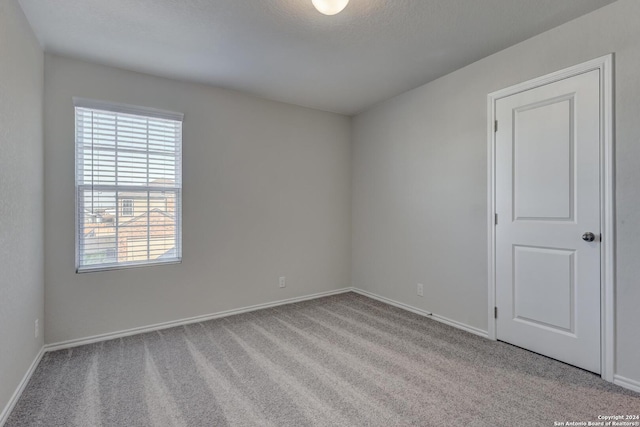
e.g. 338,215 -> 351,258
312,0 -> 349,15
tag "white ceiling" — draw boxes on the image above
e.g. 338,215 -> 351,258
18,0 -> 615,115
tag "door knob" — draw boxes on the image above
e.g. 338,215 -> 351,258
582,232 -> 596,242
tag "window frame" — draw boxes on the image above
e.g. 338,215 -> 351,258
121,199 -> 134,217
74,98 -> 184,273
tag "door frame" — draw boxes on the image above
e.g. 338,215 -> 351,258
486,54 -> 615,382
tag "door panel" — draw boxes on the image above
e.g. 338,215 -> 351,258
495,69 -> 601,374
514,96 -> 574,221
513,245 -> 574,332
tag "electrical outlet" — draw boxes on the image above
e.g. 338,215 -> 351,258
35,319 -> 39,338
279,276 -> 286,288
417,283 -> 424,297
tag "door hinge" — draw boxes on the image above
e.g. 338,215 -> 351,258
494,307 -> 498,319
495,213 -> 498,225
494,120 -> 498,132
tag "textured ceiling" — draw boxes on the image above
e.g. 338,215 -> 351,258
18,0 -> 615,114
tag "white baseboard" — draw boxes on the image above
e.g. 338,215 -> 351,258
45,286 -> 492,352
0,346 -> 44,427
45,288 -> 353,352
614,374 -> 640,394
352,287 -> 489,338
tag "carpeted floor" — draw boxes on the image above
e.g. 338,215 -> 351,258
6,292 -> 638,426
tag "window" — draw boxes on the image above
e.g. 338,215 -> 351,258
75,98 -> 183,272
121,199 -> 134,216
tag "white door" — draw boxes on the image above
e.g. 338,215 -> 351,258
495,69 -> 601,373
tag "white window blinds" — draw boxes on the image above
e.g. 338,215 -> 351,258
74,99 -> 183,272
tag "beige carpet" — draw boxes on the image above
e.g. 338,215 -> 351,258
6,292 -> 639,426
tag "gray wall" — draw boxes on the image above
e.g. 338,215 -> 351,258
0,0 -> 44,417
352,0 -> 640,383
44,54 -> 351,344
